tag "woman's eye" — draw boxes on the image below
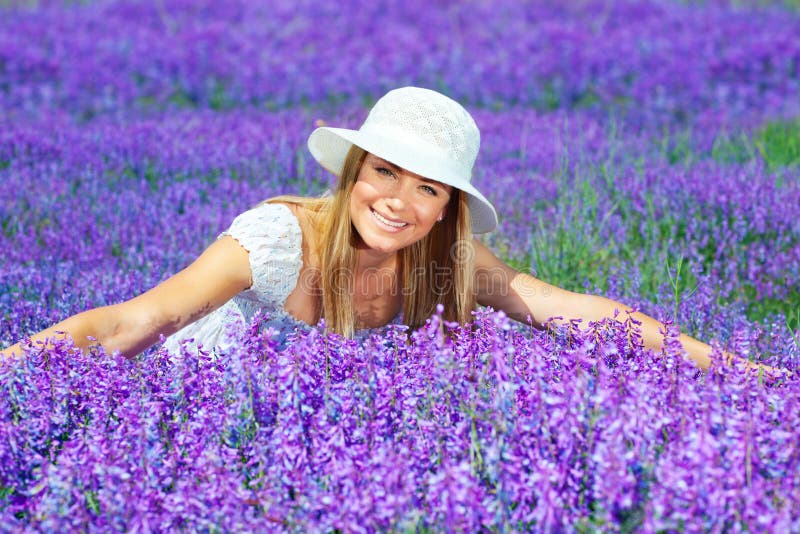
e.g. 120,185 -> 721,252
421,185 -> 437,196
376,167 -> 394,177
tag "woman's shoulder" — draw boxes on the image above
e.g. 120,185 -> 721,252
218,201 -> 309,263
277,201 -> 318,256
276,201 -> 304,227
222,202 -> 299,237
215,201 -> 306,305
278,201 -> 322,268
273,197 -> 324,221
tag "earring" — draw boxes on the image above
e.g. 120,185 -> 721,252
436,215 -> 443,222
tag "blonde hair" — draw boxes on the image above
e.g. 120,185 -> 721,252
265,146 -> 475,337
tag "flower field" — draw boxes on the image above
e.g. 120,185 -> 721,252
2,0 -> 800,531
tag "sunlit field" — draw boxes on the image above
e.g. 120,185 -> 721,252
1,1 -> 799,530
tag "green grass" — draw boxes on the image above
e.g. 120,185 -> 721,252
509,117 -> 798,337
711,131 -> 757,165
738,0 -> 800,9
508,164 -> 619,294
525,211 -> 616,293
659,126 -> 695,166
659,117 -> 800,172
743,285 -> 800,331
787,308 -> 800,348
754,118 -> 800,170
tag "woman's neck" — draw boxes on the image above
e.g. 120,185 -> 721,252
355,248 -> 397,274
353,249 -> 400,313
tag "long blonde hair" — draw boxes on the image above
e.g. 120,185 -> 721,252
266,146 -> 476,337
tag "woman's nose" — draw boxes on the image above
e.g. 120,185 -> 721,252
383,193 -> 407,212
383,179 -> 412,210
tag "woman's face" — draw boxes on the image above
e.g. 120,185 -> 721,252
349,153 -> 453,256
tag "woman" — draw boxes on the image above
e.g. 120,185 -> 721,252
0,87 -> 769,372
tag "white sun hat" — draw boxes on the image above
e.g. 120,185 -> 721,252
307,86 -> 498,234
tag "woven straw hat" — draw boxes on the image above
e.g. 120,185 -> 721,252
307,87 -> 497,234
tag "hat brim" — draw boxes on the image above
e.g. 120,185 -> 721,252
308,126 -> 497,234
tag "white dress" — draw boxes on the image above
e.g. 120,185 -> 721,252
163,202 -> 306,355
162,202 -> 402,356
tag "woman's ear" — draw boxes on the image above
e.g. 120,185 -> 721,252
436,210 -> 445,222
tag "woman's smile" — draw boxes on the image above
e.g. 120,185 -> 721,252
370,207 -> 409,231
350,153 -> 451,254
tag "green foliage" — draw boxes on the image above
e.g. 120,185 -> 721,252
666,256 -> 700,323
527,213 -> 615,293
754,118 -> 800,170
0,485 -> 13,500
665,117 -> 800,171
167,89 -> 196,109
711,131 -> 756,164
615,191 -> 690,302
504,116 -> 796,340
743,284 -> 800,331
736,0 -> 800,9
660,126 -> 695,166
574,87 -> 601,109
786,308 -> 800,349
538,81 -> 563,111
526,169 -> 618,294
209,82 -> 231,111
84,490 -> 101,515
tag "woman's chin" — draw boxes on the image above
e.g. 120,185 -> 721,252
358,237 -> 402,255
353,226 -> 408,255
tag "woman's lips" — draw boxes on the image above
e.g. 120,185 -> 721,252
371,208 -> 408,231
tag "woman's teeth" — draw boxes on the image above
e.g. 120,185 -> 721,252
372,209 -> 408,228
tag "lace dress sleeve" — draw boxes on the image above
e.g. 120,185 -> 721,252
162,202 -> 303,357
218,202 -> 303,309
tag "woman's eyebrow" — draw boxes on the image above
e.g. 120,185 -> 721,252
373,157 -> 446,188
373,156 -> 402,171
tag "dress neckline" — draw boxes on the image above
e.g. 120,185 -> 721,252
273,202 -> 403,330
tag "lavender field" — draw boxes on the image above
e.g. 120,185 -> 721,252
2,0 -> 800,531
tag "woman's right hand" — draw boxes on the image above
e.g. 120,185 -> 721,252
1,235 -> 252,360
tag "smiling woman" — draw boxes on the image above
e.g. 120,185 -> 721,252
0,87 -> 785,376
351,155 -> 453,252
259,143 -> 473,339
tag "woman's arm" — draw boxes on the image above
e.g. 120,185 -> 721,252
473,239 -> 768,373
1,236 -> 252,359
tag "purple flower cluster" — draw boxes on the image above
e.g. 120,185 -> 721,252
2,0 -> 800,530
2,310 -> 797,531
